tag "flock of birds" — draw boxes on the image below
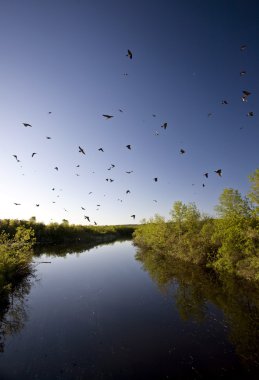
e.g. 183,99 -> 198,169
11,45 -> 254,224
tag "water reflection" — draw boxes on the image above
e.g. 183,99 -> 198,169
136,248 -> 259,369
0,277 -> 32,353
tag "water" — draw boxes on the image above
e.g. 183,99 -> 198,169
0,240 -> 259,379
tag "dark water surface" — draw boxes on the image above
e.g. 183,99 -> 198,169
0,240 -> 259,379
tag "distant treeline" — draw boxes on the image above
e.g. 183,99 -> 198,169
133,169 -> 259,282
0,219 -> 136,245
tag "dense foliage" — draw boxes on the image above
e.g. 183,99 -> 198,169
0,226 -> 36,292
133,169 -> 259,282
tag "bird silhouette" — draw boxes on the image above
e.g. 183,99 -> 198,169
131,214 -> 135,219
81,207 -> 85,210
14,203 -> 21,205
242,90 -> 251,102
126,190 -> 131,194
204,173 -> 209,178
214,169 -> 222,177
109,179 -> 114,182
202,184 -> 205,187
48,111 -> 52,114
126,49 -> 133,59
22,123 -> 32,127
153,200 -> 157,202
126,171 -> 133,174
79,146 -> 85,154
153,177 -> 158,182
54,167 -> 58,171
240,70 -> 247,76
85,216 -> 90,222
76,164 -> 80,167
246,111 -> 254,117
152,114 -> 156,117
94,221 -> 97,225
31,153 -> 37,157
36,204 -> 40,207
46,136 -> 51,139
12,155 -> 18,161
118,109 -> 123,113
208,113 -> 212,117
126,144 -> 131,150
161,122 -> 167,129
240,44 -> 247,51
98,148 -> 104,152
102,114 -> 113,119
180,149 -> 186,154
221,100 -> 228,105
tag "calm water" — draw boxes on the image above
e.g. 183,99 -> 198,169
0,240 -> 259,379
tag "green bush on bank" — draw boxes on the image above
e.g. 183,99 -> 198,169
0,226 -> 36,291
133,169 -> 259,282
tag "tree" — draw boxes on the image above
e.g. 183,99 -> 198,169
248,168 -> 259,216
214,188 -> 251,218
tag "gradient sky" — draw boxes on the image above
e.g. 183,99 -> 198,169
0,0 -> 258,225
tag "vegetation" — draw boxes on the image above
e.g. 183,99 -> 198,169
0,226 -> 35,292
133,169 -> 259,282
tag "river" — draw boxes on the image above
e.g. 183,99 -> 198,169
0,240 -> 258,379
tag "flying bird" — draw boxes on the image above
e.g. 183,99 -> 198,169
76,164 -> 80,167
81,207 -> 85,210
48,111 -> 52,114
94,221 -> 97,225
126,171 -> 133,174
242,90 -> 251,102
12,155 -> 18,161
54,167 -> 58,171
126,144 -> 131,150
214,169 -> 222,177
84,216 -> 90,222
126,190 -> 131,194
246,111 -> 254,117
153,177 -> 158,182
79,146 -> 85,154
240,70 -> 247,76
180,149 -> 186,154
98,148 -> 104,152
102,114 -> 113,119
153,200 -> 157,203
22,123 -> 32,127
46,136 -> 51,139
14,202 -> 21,205
126,49 -> 133,59
131,214 -> 135,219
161,122 -> 167,129
118,109 -> 123,113
36,204 -> 40,207
221,100 -> 228,105
240,44 -> 247,51
31,152 -> 37,157
204,173 -> 209,178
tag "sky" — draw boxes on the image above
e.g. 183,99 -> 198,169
0,0 -> 258,226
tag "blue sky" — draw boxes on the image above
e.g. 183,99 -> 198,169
0,0 -> 258,225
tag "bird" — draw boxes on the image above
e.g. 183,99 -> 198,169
102,114 -> 113,119
242,90 -> 251,102
12,154 -> 18,161
240,70 -> 247,76
161,122 -> 167,129
208,113 -> 212,117
154,131 -> 159,136
98,148 -> 104,152
76,164 -> 80,167
131,214 -> 135,219
152,114 -> 156,117
52,188 -> 55,191
204,173 -> 209,178
109,179 -> 114,182
54,167 -> 58,171
118,109 -> 123,113
79,146 -> 85,154
111,164 -> 115,168
84,216 -> 90,222
126,49 -> 133,59
202,184 -> 205,187
126,190 -> 131,194
14,202 -> 21,205
31,152 -> 37,157
214,169 -> 222,177
81,207 -> 85,210
153,177 -> 158,182
94,221 -> 97,225
126,144 -> 131,150
22,123 -> 32,127
126,171 -> 133,174
123,73 -> 128,76
180,149 -> 186,154
36,204 -> 40,207
48,111 -> 52,114
89,192 -> 92,195
153,200 -> 157,203
221,100 -> 228,105
240,44 -> 247,51
246,111 -> 254,117
97,204 -> 100,207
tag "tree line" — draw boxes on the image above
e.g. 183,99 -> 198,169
133,169 -> 259,282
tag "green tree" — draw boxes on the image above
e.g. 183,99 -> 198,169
248,168 -> 259,216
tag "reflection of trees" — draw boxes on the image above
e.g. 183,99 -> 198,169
33,238 -> 129,258
0,277 -> 32,352
136,248 -> 259,369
